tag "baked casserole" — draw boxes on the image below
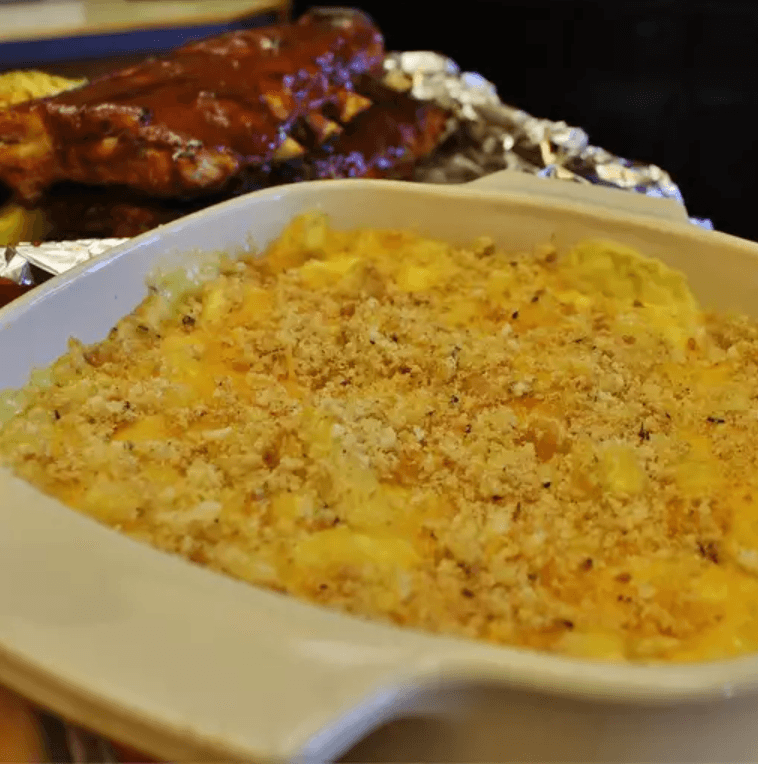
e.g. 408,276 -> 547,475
2,213 -> 758,663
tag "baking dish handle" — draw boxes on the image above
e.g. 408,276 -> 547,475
0,471 -> 463,764
466,169 -> 690,224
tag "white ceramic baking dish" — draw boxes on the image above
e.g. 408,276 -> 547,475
3,171 -> 758,763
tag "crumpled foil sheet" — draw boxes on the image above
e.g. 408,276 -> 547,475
388,52 -> 658,188
0,248 -> 35,285
2,49 -> 711,764
1,238 -> 127,282
386,51 -> 709,229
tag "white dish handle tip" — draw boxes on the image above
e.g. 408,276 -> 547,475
466,169 -> 689,224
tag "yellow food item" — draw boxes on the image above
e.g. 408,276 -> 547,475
0,203 -> 48,246
0,70 -> 84,245
5,213 -> 758,663
0,70 -> 85,108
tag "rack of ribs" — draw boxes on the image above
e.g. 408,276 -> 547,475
40,90 -> 449,239
0,9 -> 452,240
0,8 -> 385,202
40,86 -> 450,240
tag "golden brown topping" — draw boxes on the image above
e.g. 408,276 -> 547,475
4,216 -> 758,663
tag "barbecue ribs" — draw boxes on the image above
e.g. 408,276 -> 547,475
0,9 -> 384,202
40,88 -> 450,239
0,10 -> 452,240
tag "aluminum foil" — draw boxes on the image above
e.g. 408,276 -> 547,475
386,50 -> 705,222
6,238 -> 128,278
0,247 -> 34,285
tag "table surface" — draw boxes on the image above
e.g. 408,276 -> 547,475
0,0 -> 288,44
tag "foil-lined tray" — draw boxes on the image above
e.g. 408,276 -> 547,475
1,238 -> 127,285
0,49 -> 711,764
394,52 -> 679,198
1,52 -> 710,288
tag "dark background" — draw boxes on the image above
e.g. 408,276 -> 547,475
293,0 -> 758,240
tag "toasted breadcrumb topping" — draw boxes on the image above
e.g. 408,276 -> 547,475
4,214 -> 758,662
